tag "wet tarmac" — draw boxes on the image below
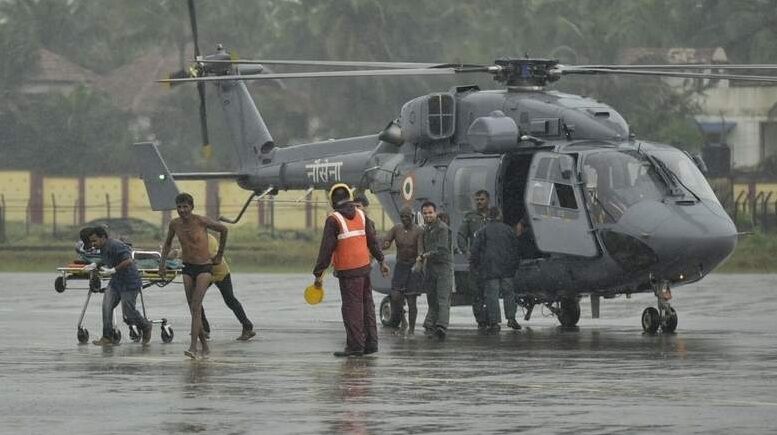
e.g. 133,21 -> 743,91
1,272 -> 777,434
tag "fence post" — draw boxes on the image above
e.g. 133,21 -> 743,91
269,196 -> 275,238
313,195 -> 318,231
761,192 -> 773,233
73,199 -> 78,226
25,201 -> 30,236
0,194 -> 5,244
305,191 -> 312,229
51,193 -> 57,237
105,193 -> 111,219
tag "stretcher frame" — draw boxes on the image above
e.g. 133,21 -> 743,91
54,250 -> 181,344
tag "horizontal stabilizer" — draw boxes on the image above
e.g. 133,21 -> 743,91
134,142 -> 180,211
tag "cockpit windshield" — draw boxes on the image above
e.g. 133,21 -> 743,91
650,149 -> 720,204
583,150 -> 666,224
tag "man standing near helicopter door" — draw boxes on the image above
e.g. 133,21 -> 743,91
457,190 -> 490,329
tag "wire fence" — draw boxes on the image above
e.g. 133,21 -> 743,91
0,192 -> 390,243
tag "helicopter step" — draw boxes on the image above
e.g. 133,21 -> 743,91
641,280 -> 678,334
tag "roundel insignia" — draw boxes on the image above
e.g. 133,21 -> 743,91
401,175 -> 414,201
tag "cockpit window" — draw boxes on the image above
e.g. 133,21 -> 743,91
650,149 -> 720,204
583,150 -> 666,224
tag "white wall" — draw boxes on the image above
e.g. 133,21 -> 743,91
695,87 -> 777,169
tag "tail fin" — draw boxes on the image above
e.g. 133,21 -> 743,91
218,81 -> 275,171
134,142 -> 179,211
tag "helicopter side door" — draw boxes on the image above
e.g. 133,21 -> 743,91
525,152 -> 599,257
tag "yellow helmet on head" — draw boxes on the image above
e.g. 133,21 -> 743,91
328,183 -> 353,208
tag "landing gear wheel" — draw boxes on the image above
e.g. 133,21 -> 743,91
379,296 -> 392,327
558,298 -> 581,327
661,307 -> 678,333
54,276 -> 66,293
129,325 -> 141,342
77,327 -> 89,344
112,328 -> 122,344
641,307 -> 660,333
161,324 -> 174,343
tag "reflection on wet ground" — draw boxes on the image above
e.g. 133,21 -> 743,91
1,273 -> 776,434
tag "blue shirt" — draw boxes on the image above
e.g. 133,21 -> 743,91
100,238 -> 142,291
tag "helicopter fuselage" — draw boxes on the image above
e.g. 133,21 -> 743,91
141,78 -> 736,310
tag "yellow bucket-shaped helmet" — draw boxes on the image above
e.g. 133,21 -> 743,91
304,284 -> 324,305
328,183 -> 353,207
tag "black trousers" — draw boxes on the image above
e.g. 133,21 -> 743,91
201,274 -> 253,332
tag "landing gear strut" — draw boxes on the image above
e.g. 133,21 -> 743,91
641,281 -> 678,334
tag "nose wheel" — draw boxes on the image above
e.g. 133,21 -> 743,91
641,281 -> 678,334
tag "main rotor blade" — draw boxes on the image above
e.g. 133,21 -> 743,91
197,59 -> 446,69
187,0 -> 200,58
197,81 -> 211,159
158,66 -> 494,84
573,64 -> 777,70
561,67 -> 777,83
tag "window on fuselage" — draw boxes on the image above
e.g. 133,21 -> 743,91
583,150 -> 665,224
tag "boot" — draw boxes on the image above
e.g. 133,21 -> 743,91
142,323 -> 153,345
333,349 -> 364,357
236,328 -> 256,341
92,336 -> 115,346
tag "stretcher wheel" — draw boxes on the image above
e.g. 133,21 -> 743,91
54,276 -> 66,293
89,274 -> 101,292
129,325 -> 141,342
112,328 -> 122,344
161,324 -> 174,343
77,327 -> 89,344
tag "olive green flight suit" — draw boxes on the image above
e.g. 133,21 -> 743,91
422,219 -> 454,331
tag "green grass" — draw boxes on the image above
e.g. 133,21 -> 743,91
0,223 -> 775,273
717,232 -> 777,273
0,224 -> 319,273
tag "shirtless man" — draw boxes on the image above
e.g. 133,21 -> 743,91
159,192 -> 228,359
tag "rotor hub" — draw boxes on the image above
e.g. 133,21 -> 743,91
493,58 -> 562,87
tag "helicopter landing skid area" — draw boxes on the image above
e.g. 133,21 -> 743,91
54,250 -> 180,345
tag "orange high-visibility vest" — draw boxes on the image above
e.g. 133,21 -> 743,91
331,208 -> 371,271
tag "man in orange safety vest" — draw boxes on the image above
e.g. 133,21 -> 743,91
312,184 -> 389,357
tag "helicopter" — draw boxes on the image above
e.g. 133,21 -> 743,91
137,0 -> 777,334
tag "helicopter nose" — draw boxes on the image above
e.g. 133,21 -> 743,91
642,201 -> 737,278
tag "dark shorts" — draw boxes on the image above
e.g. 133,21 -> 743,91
182,263 -> 213,280
391,261 -> 423,296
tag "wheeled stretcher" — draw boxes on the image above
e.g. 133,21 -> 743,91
54,250 -> 182,344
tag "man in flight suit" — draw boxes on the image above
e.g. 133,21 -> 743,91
457,190 -> 490,329
420,201 -> 453,340
313,184 -> 389,357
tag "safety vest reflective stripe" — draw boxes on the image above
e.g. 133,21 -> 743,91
331,210 -> 366,239
331,209 -> 371,271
